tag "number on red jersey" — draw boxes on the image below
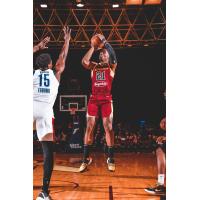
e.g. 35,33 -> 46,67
96,71 -> 105,80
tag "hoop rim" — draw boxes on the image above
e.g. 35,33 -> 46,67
69,108 -> 77,115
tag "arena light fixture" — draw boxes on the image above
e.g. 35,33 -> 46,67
144,0 -> 162,5
77,3 -> 84,7
76,0 -> 84,8
112,4 -> 120,8
40,4 -> 48,8
125,0 -> 143,5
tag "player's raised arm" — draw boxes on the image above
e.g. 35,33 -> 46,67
55,26 -> 71,81
104,43 -> 117,72
82,46 -> 98,70
33,36 -> 50,53
98,35 -> 118,72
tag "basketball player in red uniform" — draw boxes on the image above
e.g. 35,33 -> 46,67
79,35 -> 117,172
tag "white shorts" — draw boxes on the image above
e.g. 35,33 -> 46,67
33,101 -> 54,141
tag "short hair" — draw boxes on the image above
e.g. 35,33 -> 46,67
100,48 -> 108,54
35,53 -> 52,70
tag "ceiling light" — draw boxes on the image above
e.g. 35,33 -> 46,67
112,4 -> 119,8
77,3 -> 84,7
144,0 -> 162,5
76,0 -> 84,7
40,4 -> 47,8
126,0 -> 142,5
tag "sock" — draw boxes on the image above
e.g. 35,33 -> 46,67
41,141 -> 54,194
157,174 -> 165,185
107,146 -> 114,160
83,145 -> 90,162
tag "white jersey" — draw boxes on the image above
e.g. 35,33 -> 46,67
33,69 -> 59,107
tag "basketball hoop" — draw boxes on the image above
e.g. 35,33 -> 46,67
70,108 -> 77,115
59,95 -> 87,112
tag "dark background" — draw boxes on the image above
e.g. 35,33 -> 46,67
34,45 -> 166,128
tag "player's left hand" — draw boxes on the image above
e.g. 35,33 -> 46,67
63,26 -> 71,42
95,34 -> 106,51
156,136 -> 166,144
37,36 -> 50,50
96,34 -> 106,43
96,34 -> 107,50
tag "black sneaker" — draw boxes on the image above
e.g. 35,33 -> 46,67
107,158 -> 115,172
79,157 -> 93,172
36,191 -> 52,200
144,184 -> 166,194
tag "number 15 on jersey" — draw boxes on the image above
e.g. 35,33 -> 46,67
39,73 -> 50,87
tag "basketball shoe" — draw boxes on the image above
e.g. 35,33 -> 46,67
144,183 -> 166,194
107,158 -> 115,172
79,157 -> 93,172
36,191 -> 52,200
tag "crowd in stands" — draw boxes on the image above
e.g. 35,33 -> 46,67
34,120 -> 165,154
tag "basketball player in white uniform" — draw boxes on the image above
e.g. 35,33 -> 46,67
33,26 -> 71,200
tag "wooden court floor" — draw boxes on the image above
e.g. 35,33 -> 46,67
33,152 -> 165,200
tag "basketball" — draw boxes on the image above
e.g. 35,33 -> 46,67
91,34 -> 105,49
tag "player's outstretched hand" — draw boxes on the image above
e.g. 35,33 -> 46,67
63,26 -> 71,42
38,36 -> 50,50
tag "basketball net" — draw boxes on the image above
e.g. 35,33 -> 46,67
70,108 -> 77,115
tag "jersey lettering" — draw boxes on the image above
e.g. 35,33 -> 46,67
38,88 -> 50,93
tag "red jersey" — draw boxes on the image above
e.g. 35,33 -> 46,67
91,65 -> 114,99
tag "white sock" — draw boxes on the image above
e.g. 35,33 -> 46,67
157,174 -> 165,185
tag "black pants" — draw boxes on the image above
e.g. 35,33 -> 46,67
41,141 -> 54,194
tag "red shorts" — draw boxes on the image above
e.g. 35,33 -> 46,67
87,95 -> 113,118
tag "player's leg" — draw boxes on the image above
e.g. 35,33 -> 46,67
153,146 -> 166,193
156,147 -> 166,186
84,117 -> 96,146
82,116 -> 96,161
145,145 -> 166,194
102,101 -> 115,172
39,141 -> 54,197
36,117 -> 54,200
79,100 -> 98,172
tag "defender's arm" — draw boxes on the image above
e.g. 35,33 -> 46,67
55,26 -> 71,81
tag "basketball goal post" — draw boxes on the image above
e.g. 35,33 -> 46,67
59,95 -> 87,115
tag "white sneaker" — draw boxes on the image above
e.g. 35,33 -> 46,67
107,158 -> 115,172
36,191 -> 52,200
79,157 -> 93,172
